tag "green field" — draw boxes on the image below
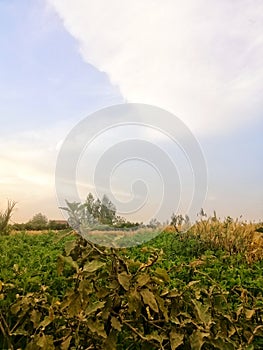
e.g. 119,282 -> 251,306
0,223 -> 262,349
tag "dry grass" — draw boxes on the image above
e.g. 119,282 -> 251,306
190,217 -> 263,263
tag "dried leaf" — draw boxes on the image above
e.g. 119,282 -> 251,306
117,271 -> 130,291
104,329 -> 117,350
57,255 -> 64,276
192,299 -> 212,326
39,315 -> 52,330
136,273 -> 150,287
128,289 -> 142,315
61,255 -> 79,272
85,301 -> 105,315
190,330 -> 209,350
30,309 -> 41,328
170,329 -> 184,350
210,338 -> 235,350
155,267 -> 170,282
83,260 -> 105,273
111,316 -> 122,331
245,308 -> 255,320
61,335 -> 72,350
64,240 -> 76,256
145,332 -> 164,344
156,295 -> 169,322
86,320 -> 107,338
36,334 -> 55,349
10,302 -> 21,315
140,288 -> 159,313
67,293 -> 82,317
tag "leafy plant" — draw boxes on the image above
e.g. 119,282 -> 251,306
0,200 -> 16,235
1,234 -> 262,349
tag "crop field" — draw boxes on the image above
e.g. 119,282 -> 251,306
0,218 -> 262,349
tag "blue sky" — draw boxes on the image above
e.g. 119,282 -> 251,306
0,0 -> 262,223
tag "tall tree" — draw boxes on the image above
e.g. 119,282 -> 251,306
100,195 -> 116,225
28,213 -> 48,229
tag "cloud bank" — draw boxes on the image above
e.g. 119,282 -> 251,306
48,0 -> 263,134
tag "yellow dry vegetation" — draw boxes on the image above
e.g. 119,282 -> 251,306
191,218 -> 263,263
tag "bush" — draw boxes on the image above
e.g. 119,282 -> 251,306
0,235 -> 262,349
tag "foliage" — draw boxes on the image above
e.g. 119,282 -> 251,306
12,221 -> 69,231
0,232 -> 74,305
25,212 -> 49,230
0,200 -> 16,235
67,193 -> 117,226
0,228 -> 262,349
61,193 -> 142,231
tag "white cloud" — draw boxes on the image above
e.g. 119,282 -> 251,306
47,0 -> 263,135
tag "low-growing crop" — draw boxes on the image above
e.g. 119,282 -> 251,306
0,227 -> 262,349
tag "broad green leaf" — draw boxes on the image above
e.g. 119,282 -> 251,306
117,271 -> 130,291
170,329 -> 184,350
57,255 -> 64,275
245,345 -> 254,350
64,240 -> 76,256
140,288 -> 159,313
83,260 -> 105,273
60,255 -> 79,272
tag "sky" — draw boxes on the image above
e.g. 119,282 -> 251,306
0,0 -> 262,224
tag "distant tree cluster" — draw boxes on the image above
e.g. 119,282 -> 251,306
12,213 -> 69,231
61,193 -> 141,231
85,193 -> 117,225
8,193 -> 173,233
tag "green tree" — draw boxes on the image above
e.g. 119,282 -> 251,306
92,198 -> 101,220
86,193 -> 95,215
27,213 -> 48,230
100,194 -> 116,225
